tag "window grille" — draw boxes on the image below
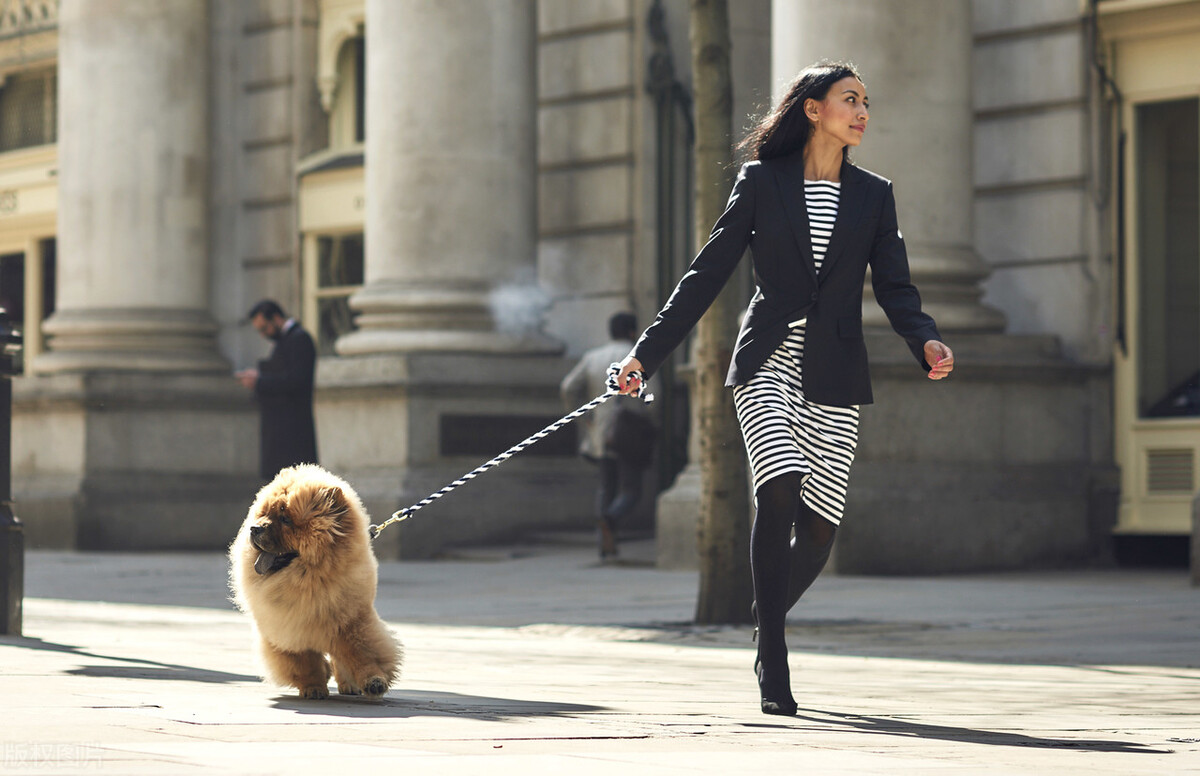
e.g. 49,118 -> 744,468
1145,448 -> 1195,494
0,68 -> 56,152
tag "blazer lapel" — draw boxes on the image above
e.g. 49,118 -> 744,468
817,160 -> 867,282
772,154 -> 818,284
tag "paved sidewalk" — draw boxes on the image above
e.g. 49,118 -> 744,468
2,539 -> 1199,774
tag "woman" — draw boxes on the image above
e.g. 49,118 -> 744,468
614,61 -> 954,716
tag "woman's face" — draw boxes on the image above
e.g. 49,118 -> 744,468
806,76 -> 869,148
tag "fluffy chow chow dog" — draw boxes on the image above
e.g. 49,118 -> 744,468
229,464 -> 402,699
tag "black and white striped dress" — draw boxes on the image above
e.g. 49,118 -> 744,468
732,180 -> 860,526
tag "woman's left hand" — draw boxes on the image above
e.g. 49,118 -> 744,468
924,341 -> 954,380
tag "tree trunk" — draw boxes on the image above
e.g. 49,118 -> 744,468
689,0 -> 753,625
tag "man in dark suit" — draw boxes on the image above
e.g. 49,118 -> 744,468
236,300 -> 318,481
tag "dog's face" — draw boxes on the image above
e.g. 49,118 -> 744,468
247,482 -> 352,576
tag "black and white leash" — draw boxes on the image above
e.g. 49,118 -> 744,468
368,364 -> 651,539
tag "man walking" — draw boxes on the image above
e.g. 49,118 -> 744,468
236,300 -> 318,481
561,312 -> 656,558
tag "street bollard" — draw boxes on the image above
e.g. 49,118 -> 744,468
0,308 -> 24,636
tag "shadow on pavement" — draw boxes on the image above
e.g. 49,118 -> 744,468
23,551 -> 1200,670
270,689 -> 606,721
740,708 -> 1173,754
1,635 -> 259,684
623,618 -> 1200,671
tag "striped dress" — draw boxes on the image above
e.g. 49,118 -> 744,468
732,180 -> 861,526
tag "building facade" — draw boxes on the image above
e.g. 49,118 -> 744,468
0,0 -> 1194,570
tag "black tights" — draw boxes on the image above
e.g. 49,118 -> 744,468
751,473 -> 837,701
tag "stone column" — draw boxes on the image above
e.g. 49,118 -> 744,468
22,237 -> 44,365
337,0 -> 555,355
12,0 -> 259,552
772,0 -> 1005,332
35,0 -> 224,373
316,0 -> 586,560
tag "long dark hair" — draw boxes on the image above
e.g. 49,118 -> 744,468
737,61 -> 863,163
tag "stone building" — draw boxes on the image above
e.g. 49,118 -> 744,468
0,0 -> 1195,571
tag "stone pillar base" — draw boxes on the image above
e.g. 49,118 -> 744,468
336,328 -> 562,357
864,246 -> 1008,334
34,308 -> 229,373
13,372 -> 260,550
335,282 -> 562,357
841,461 -> 1117,574
838,331 -> 1116,574
316,351 -> 596,559
653,331 -> 1117,574
655,464 -> 703,570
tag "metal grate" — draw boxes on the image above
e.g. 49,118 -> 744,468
0,68 -> 57,152
1145,448 -> 1195,494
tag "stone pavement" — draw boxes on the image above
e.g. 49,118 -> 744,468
2,537 -> 1199,774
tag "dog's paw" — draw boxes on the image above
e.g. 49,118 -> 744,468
299,685 -> 330,700
362,677 -> 388,698
337,682 -> 361,696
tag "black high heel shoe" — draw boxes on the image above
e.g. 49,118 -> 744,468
755,657 -> 798,716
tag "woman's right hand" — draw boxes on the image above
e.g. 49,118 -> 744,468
615,355 -> 645,395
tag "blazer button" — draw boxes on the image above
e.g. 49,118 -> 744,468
810,292 -> 819,302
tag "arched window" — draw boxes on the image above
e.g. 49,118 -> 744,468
328,34 -> 364,149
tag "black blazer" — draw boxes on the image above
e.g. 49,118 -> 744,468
255,323 -> 319,480
631,154 -> 941,407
